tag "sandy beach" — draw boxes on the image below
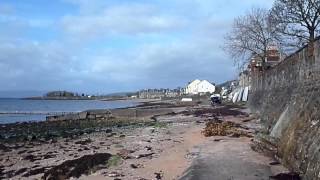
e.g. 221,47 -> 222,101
0,101 -> 289,180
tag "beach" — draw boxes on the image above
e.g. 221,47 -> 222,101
0,100 -> 289,180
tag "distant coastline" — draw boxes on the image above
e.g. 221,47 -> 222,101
23,96 -> 97,100
22,96 -> 140,101
22,90 -> 139,101
0,98 -> 143,124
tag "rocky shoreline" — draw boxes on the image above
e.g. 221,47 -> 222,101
0,100 -> 293,180
0,100 -> 183,143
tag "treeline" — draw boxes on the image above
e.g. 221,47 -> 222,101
45,91 -> 89,97
224,0 -> 320,69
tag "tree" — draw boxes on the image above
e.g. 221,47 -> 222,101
224,7 -> 276,70
270,0 -> 320,52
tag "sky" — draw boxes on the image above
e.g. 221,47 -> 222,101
0,0 -> 274,96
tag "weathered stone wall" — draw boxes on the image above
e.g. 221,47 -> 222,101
249,38 -> 320,179
46,109 -> 112,121
46,108 -> 176,122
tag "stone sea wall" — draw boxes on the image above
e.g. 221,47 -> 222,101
249,38 -> 320,179
46,109 -> 112,121
46,107 -> 176,122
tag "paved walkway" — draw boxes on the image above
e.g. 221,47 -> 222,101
180,137 -> 276,180
179,114 -> 287,180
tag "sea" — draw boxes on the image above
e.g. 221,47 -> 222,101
0,98 -> 139,124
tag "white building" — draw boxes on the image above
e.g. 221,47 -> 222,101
185,79 -> 201,95
185,79 -> 216,95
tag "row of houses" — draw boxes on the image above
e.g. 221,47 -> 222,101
138,79 -> 217,99
138,88 -> 184,99
231,45 -> 282,102
139,46 -> 282,101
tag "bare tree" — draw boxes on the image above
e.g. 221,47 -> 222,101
224,7 -> 276,70
270,0 -> 320,52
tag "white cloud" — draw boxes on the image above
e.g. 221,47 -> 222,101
84,35 -> 237,89
0,40 -> 79,89
0,0 -> 274,93
60,3 -> 188,40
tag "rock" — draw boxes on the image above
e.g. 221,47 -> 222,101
154,171 -> 163,180
107,133 -> 117,137
130,164 -> 143,169
117,149 -> 134,159
83,146 -> 90,150
22,167 -> 47,177
135,152 -> 154,159
75,138 -> 92,145
105,129 -> 113,133
49,139 -> 57,144
269,161 -> 281,165
43,153 -> 112,180
0,144 -> 11,152
107,171 -> 124,177
17,150 -> 27,154
145,146 -> 152,151
28,135 -> 37,141
14,168 -> 28,176
23,154 -> 38,162
150,128 -> 156,133
142,139 -> 152,143
91,146 -> 99,150
269,172 -> 300,180
229,133 -> 241,138
43,153 -> 57,159
1,169 -> 15,179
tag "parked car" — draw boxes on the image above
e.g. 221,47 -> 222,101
210,94 -> 221,105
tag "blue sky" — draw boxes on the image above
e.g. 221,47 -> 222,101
0,0 -> 274,95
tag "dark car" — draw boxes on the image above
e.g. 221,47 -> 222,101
210,96 -> 221,105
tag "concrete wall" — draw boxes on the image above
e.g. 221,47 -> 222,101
249,39 -> 320,179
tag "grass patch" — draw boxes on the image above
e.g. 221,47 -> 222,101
114,144 -> 124,148
151,122 -> 168,128
106,155 -> 122,167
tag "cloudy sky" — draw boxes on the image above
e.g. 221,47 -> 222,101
0,0 -> 274,96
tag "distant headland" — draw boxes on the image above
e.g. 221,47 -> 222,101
23,90 -> 138,101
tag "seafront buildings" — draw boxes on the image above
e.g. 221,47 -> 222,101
185,79 -> 216,95
231,46 -> 282,102
138,88 -> 184,99
138,79 -> 216,99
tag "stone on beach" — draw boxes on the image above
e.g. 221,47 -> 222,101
42,153 -> 112,180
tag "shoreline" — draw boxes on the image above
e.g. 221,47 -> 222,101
22,97 -> 156,101
0,100 -> 186,143
0,98 -> 156,125
0,101 -> 290,180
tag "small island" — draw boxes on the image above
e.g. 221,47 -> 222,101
24,91 -> 97,100
23,90 -> 139,101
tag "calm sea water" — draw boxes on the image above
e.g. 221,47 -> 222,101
0,98 -> 138,124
